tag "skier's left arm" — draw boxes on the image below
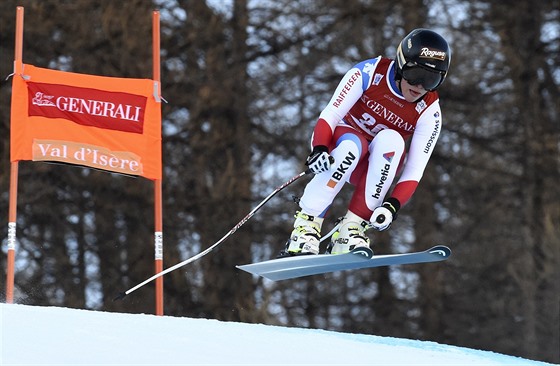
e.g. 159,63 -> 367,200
392,102 -> 442,205
371,102 -> 442,230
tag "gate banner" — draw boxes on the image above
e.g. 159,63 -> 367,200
10,64 -> 162,179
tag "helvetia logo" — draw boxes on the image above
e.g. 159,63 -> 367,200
372,163 -> 391,199
27,82 -> 147,134
383,151 -> 395,163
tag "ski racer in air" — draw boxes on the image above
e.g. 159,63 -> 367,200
284,28 -> 451,256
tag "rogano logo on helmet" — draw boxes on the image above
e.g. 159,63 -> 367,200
419,47 -> 446,61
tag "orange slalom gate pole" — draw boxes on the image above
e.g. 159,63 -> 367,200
152,10 -> 164,316
6,6 -> 24,304
6,163 -> 19,304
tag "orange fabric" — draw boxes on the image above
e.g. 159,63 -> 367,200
10,64 -> 162,180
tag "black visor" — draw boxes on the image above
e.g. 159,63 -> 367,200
401,63 -> 445,91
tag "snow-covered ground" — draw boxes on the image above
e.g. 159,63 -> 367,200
0,303 -> 553,365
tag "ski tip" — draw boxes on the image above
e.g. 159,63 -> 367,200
350,246 -> 374,259
113,291 -> 127,302
429,245 -> 452,258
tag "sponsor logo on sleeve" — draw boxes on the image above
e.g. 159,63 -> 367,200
423,119 -> 440,154
333,70 -> 361,108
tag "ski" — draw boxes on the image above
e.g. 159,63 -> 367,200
237,245 -> 451,281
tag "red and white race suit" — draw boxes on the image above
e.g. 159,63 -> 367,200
299,56 -> 442,222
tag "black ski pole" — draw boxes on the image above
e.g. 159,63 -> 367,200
114,169 -> 311,301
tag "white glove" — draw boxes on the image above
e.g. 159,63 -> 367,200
371,198 -> 401,231
306,146 -> 333,174
371,206 -> 394,231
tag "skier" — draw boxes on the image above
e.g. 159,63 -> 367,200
285,28 -> 451,256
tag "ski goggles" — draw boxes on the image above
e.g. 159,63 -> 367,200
401,63 -> 445,91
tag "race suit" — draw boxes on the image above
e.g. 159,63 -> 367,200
299,56 -> 442,223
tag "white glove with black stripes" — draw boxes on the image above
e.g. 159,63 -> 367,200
306,145 -> 333,174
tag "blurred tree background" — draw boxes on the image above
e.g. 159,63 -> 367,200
0,0 -> 558,363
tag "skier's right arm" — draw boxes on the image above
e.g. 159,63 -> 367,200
310,57 -> 381,149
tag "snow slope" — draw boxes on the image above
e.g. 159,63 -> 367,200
0,303 -> 553,365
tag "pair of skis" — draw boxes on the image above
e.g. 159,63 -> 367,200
237,245 -> 451,281
238,208 -> 451,281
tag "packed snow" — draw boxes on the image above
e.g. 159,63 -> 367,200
0,303 -> 553,365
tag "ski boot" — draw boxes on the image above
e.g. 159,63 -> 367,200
327,211 -> 371,255
282,211 -> 323,256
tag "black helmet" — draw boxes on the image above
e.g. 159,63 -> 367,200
395,28 -> 451,91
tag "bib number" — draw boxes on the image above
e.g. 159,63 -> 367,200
357,113 -> 388,137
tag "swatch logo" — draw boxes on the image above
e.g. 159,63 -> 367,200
383,151 -> 395,163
